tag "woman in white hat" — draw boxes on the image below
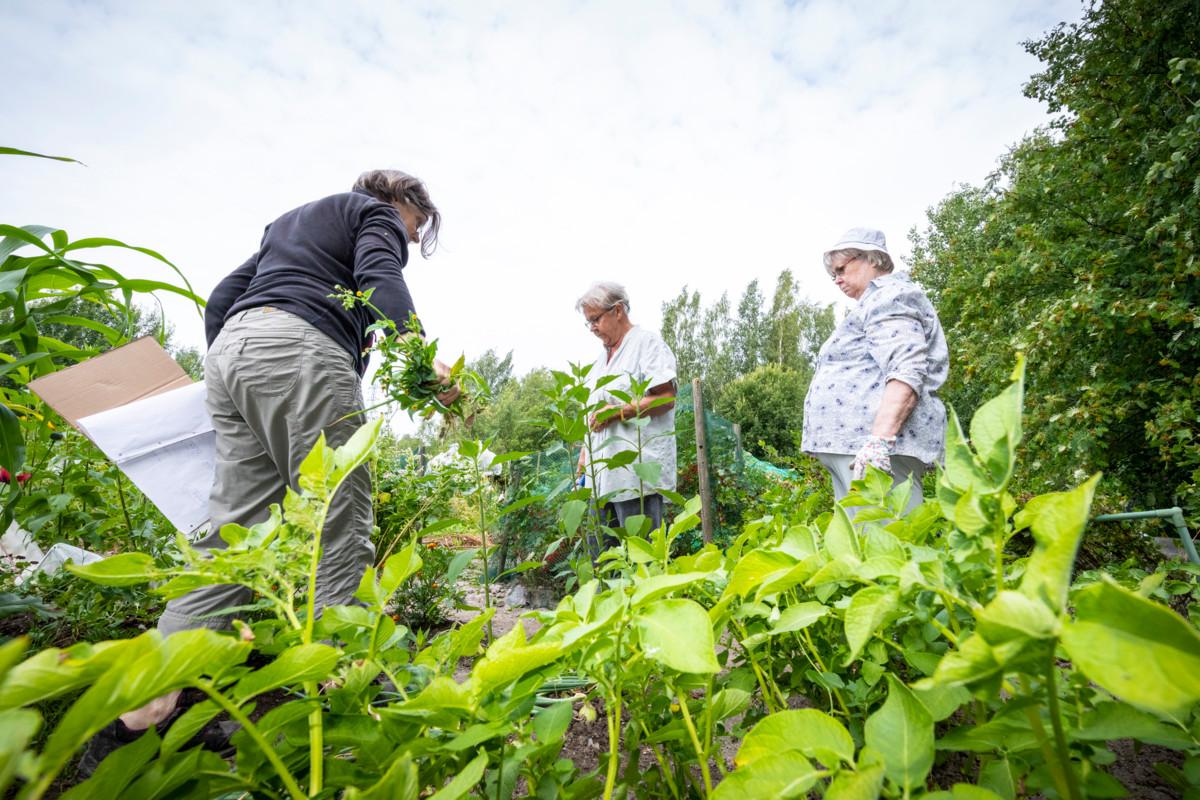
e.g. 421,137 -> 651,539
801,227 -> 948,511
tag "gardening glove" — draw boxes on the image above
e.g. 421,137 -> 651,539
851,435 -> 896,480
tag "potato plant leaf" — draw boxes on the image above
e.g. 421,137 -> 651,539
736,708 -> 855,768
232,643 -> 340,703
864,674 -> 934,792
710,751 -> 820,800
1061,577 -> 1200,717
824,762 -> 885,800
532,699 -> 573,743
843,585 -> 900,665
428,750 -> 487,800
633,599 -> 719,673
66,552 -> 159,586
1014,473 -> 1100,613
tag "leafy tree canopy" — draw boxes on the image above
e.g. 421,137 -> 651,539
909,0 -> 1200,517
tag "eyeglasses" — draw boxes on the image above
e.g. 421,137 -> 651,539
830,255 -> 861,279
584,306 -> 617,329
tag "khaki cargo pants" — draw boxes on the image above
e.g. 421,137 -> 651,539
158,307 -> 375,635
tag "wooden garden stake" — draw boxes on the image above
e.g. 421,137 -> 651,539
692,378 -> 714,543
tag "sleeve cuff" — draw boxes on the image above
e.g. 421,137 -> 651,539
884,373 -> 923,394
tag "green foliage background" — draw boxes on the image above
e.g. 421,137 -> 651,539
909,0 -> 1200,522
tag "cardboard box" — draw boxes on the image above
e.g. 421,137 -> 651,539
28,337 -> 193,430
29,337 -> 213,534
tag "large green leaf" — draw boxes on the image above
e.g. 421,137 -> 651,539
756,559 -> 822,599
824,762 -> 885,800
864,675 -> 934,792
1014,474 -> 1100,613
350,755 -> 419,800
532,699 -> 573,743
710,751 -> 820,800
723,549 -> 796,599
940,406 -> 990,495
709,687 -> 751,722
1074,701 -> 1195,749
0,638 -> 147,709
633,461 -> 663,485
0,708 -> 40,797
0,638 -> 26,687
824,504 -> 861,560
232,643 -> 340,702
59,726 -> 159,800
471,624 -> 563,695
428,750 -> 487,800
929,633 -> 1003,688
630,571 -> 711,606
159,698 -> 221,759
67,552 -> 159,586
383,677 -> 474,720
736,708 -> 855,768
0,351 -> 53,377
771,601 -> 830,635
39,631 -> 245,772
967,356 -> 1024,487
1061,578 -> 1200,718
0,402 -> 24,475
843,585 -> 900,665
560,499 -> 587,536
912,684 -> 971,723
379,540 -> 423,597
975,590 -> 1060,648
634,598 -> 720,673
0,266 -> 28,294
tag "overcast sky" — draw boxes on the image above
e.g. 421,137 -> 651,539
4,1 -> 1080,383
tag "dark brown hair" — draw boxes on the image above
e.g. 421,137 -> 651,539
352,169 -> 441,258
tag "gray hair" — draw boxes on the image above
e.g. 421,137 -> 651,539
352,169 -> 441,258
575,281 -> 631,313
822,247 -> 894,276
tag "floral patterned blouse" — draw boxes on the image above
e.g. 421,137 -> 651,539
801,273 -> 949,465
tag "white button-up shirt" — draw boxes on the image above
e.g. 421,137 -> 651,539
586,326 -> 678,502
801,273 -> 948,465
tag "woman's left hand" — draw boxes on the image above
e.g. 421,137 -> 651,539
589,403 -> 624,432
852,435 -> 895,480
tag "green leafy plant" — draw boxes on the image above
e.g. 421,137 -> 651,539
332,286 -> 485,419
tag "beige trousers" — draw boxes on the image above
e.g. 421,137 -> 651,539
157,307 -> 375,635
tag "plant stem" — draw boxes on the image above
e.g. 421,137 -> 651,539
704,674 -> 725,777
801,628 -> 851,718
196,682 -> 307,800
934,589 -> 966,636
602,616 -> 627,800
1045,660 -> 1082,800
638,721 -> 682,800
926,615 -> 959,647
473,453 -> 494,642
305,679 -> 324,795
1017,675 -> 1072,800
676,688 -> 712,798
601,685 -> 621,800
114,468 -> 134,538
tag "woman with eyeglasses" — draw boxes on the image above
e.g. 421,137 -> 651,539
575,281 -> 678,534
801,228 -> 948,512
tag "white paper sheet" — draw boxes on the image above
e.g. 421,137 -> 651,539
78,382 -> 214,533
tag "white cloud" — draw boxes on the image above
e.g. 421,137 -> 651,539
2,0 -> 1080,391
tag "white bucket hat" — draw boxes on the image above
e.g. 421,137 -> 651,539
823,227 -> 890,275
